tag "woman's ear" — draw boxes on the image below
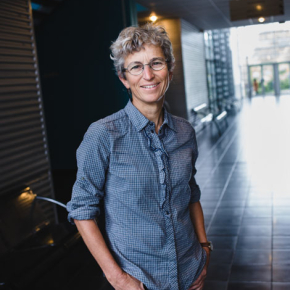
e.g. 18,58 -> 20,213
118,73 -> 130,89
169,72 -> 173,82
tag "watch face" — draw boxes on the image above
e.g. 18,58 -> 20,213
201,241 -> 213,251
209,241 -> 213,251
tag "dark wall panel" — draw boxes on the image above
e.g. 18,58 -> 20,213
35,0 -> 129,171
34,0 -> 132,212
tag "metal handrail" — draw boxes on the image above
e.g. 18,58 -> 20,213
35,196 -> 66,209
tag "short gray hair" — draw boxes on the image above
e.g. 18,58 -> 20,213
110,23 -> 175,78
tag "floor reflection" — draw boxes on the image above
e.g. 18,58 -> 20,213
196,95 -> 290,290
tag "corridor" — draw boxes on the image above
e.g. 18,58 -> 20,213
198,96 -> 290,290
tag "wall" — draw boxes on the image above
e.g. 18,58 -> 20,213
36,0 -> 130,170
157,18 -> 188,119
155,18 -> 208,120
181,19 -> 208,115
35,0 -> 133,214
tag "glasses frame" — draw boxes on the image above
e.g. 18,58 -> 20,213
122,58 -> 168,76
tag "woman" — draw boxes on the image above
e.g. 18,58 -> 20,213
67,23 -> 211,290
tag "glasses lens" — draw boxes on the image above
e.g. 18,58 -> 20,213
151,60 -> 166,71
128,62 -> 143,75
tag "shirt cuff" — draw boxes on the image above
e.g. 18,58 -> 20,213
67,201 -> 100,224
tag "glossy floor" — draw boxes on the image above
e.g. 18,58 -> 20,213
196,96 -> 290,290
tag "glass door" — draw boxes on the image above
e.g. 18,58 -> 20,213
278,63 -> 290,95
262,65 -> 275,95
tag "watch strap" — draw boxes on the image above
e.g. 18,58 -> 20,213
200,241 -> 213,251
200,242 -> 211,247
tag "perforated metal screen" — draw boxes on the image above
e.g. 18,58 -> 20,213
0,0 -> 55,221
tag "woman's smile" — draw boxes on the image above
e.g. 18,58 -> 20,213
140,82 -> 160,90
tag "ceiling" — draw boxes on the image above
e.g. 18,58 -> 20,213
136,0 -> 290,31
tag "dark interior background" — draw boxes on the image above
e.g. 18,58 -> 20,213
34,0 -> 133,221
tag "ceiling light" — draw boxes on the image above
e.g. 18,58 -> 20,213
258,17 -> 265,23
229,0 -> 284,22
149,13 -> 158,22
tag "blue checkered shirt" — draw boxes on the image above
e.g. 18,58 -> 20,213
67,101 -> 206,290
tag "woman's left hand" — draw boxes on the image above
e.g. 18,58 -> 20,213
188,247 -> 210,290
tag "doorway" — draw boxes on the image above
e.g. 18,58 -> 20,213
248,62 -> 290,97
278,63 -> 290,95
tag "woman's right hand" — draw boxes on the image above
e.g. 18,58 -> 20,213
109,271 -> 145,290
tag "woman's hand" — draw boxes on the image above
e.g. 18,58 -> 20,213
109,271 -> 145,290
188,247 -> 210,290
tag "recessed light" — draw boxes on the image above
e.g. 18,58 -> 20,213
258,17 -> 265,23
149,13 -> 158,22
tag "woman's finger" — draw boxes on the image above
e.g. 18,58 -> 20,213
189,274 -> 207,290
189,281 -> 202,290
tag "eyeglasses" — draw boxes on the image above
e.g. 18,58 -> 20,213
122,58 -> 167,76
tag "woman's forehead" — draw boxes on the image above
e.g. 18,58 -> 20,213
124,44 -> 165,64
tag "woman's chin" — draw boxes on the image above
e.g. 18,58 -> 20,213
133,94 -> 164,106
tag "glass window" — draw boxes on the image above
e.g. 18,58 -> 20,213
279,63 -> 290,95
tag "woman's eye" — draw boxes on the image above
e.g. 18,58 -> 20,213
152,61 -> 163,68
130,64 -> 143,71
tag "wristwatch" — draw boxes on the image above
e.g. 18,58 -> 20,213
200,241 -> 213,252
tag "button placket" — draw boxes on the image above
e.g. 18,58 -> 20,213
156,133 -> 180,289
144,124 -> 179,289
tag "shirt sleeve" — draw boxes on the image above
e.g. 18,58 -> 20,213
67,122 -> 110,223
189,129 -> 201,203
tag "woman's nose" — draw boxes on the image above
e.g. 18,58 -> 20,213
142,64 -> 154,80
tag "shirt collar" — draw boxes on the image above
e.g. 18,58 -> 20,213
124,100 -> 177,133
124,100 -> 150,132
163,107 -> 177,133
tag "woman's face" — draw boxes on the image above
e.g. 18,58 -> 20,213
119,44 -> 172,108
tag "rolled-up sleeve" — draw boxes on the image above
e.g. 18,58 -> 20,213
67,122 -> 110,223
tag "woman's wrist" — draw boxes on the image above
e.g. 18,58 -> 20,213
104,264 -> 125,285
203,246 -> 211,255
